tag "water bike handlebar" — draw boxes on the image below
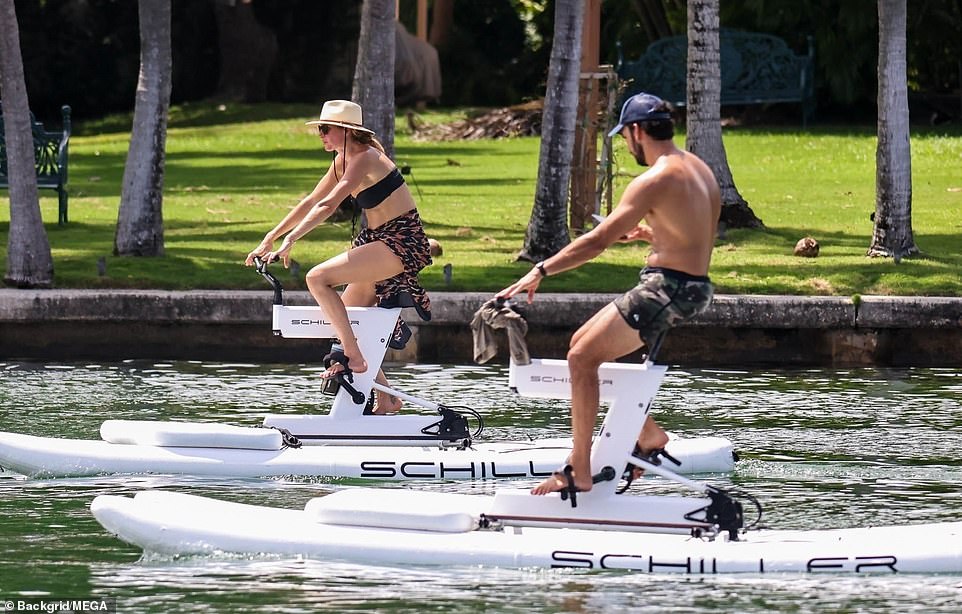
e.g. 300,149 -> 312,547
253,257 -> 284,305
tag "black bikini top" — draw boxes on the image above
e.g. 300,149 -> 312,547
354,168 -> 405,210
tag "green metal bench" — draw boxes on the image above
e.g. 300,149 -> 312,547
616,30 -> 815,125
0,104 -> 71,224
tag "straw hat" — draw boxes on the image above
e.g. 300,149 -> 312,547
305,100 -> 374,134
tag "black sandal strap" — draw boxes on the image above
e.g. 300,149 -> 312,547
558,465 -> 579,508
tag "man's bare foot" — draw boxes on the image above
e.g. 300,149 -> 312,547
372,392 -> 402,415
638,418 -> 669,452
531,464 -> 593,495
627,424 -> 671,480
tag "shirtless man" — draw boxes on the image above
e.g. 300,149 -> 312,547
496,92 -> 720,495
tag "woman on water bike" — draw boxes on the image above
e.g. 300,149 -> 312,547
245,100 -> 432,414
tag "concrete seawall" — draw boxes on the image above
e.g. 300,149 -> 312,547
1,289 -> 960,366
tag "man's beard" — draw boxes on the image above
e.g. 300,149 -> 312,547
630,142 -> 649,167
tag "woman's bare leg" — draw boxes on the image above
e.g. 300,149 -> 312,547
340,282 -> 403,413
372,370 -> 402,414
306,242 -> 403,376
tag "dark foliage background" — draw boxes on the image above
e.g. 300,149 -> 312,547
10,0 -> 961,124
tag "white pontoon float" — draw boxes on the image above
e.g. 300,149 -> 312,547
0,261 -> 734,479
91,352 -> 962,573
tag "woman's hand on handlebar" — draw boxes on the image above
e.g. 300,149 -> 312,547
265,237 -> 296,269
244,237 -> 274,266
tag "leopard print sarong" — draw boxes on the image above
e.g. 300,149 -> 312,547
352,209 -> 432,347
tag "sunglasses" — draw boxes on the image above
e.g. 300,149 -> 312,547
318,125 -> 331,135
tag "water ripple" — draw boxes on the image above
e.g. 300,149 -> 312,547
1,362 -> 961,612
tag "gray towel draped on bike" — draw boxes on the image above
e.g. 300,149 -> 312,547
470,299 -> 530,366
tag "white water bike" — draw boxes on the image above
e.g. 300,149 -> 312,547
0,260 -> 735,480
91,343 -> 962,574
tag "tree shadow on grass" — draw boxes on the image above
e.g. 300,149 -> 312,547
74,103 -> 320,137
66,141 -> 530,200
713,224 -> 962,295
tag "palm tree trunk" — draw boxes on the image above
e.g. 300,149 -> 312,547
352,0 -> 396,159
869,0 -> 917,261
685,0 -> 762,230
0,0 -> 53,287
519,0 -> 583,262
114,0 -> 172,257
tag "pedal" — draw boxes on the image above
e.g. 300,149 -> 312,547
558,465 -> 579,508
659,448 -> 681,467
560,466 -> 616,509
626,446 -> 681,472
321,377 -> 341,397
617,446 -> 682,495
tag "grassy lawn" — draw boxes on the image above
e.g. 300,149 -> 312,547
2,102 -> 960,296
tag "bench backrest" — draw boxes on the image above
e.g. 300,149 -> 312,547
0,104 -> 71,186
617,30 -> 814,109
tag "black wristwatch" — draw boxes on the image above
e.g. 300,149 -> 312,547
535,261 -> 548,277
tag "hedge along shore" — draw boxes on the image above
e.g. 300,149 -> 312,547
0,290 -> 960,366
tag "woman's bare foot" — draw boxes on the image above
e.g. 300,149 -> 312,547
344,352 -> 368,375
372,391 -> 402,415
321,353 -> 368,379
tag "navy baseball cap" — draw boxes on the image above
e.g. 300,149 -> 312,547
607,93 -> 672,137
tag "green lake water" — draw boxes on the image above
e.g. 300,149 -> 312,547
1,361 -> 961,612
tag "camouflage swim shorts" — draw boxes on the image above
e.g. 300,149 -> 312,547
613,267 -> 714,346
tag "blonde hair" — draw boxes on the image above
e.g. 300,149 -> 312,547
331,128 -> 387,179
350,129 -> 385,154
